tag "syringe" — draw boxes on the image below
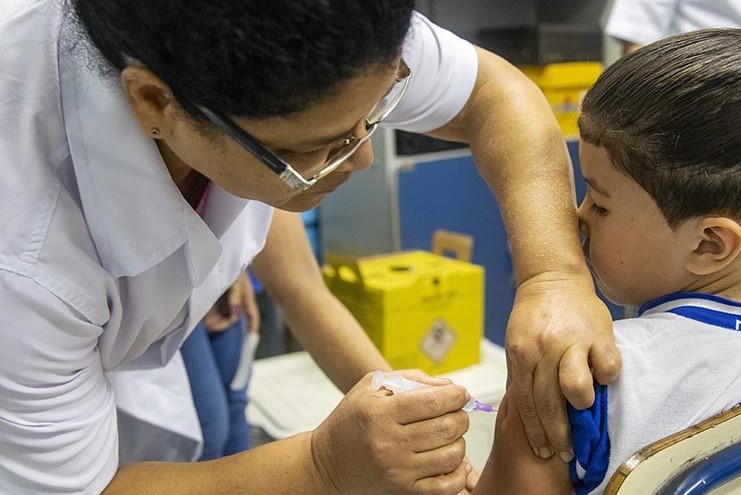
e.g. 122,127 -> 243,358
371,371 -> 496,413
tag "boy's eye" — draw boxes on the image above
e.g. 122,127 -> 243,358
590,203 -> 608,216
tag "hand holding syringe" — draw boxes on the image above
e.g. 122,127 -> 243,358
372,371 -> 496,413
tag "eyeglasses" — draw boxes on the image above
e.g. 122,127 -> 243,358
195,61 -> 411,191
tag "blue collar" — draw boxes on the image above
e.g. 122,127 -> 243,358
639,292 -> 741,331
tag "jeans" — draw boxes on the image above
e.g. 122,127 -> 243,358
181,316 -> 250,460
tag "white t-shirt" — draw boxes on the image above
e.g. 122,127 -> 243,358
569,293 -> 741,494
606,0 -> 741,46
0,1 -> 478,492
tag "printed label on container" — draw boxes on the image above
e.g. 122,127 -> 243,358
420,319 -> 456,364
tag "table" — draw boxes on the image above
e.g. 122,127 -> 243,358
247,339 -> 508,470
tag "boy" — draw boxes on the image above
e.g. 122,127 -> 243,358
474,28 -> 741,494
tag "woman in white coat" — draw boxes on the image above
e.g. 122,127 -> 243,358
0,0 -> 620,493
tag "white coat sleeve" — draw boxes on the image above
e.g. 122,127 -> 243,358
605,0 -> 678,45
382,11 -> 479,134
0,271 -> 118,495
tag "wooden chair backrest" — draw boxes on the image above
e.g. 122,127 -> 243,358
605,406 -> 741,494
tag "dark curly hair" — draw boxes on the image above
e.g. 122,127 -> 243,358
579,28 -> 741,228
69,0 -> 415,120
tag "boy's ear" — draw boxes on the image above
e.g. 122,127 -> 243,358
685,217 -> 741,276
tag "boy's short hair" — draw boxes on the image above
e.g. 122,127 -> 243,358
578,28 -> 741,228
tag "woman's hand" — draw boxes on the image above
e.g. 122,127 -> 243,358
311,370 -> 472,495
457,459 -> 480,494
505,274 -> 621,461
203,271 -> 260,333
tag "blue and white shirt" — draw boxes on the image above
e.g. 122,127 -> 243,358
569,293 -> 741,494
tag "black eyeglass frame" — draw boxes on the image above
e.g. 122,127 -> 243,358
194,61 -> 411,192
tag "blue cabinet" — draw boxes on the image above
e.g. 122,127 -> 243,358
397,155 -> 514,345
320,131 -> 624,347
397,140 -> 624,345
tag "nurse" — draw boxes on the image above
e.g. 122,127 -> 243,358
0,0 -> 620,493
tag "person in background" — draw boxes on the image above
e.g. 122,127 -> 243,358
114,210 -> 411,471
180,270 -> 258,460
605,0 -> 741,54
473,28 -> 741,494
0,1 -> 620,493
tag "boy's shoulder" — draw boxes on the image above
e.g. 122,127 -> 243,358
613,293 -> 741,348
609,293 -> 741,434
570,294 -> 741,493
611,309 -> 696,353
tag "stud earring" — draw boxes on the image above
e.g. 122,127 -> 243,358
151,127 -> 161,137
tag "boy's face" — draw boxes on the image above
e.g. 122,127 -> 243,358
577,142 -> 695,307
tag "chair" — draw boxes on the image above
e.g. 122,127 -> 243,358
605,406 -> 741,494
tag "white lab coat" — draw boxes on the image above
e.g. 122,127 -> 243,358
110,354 -> 204,464
0,0 -> 476,492
106,8 -> 484,470
0,1 -> 273,492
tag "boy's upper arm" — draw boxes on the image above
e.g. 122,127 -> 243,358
474,390 -> 573,495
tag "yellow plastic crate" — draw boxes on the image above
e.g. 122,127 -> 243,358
520,62 -> 603,138
323,251 -> 484,374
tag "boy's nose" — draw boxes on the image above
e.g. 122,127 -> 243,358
578,217 -> 589,237
576,200 -> 589,232
576,203 -> 591,246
